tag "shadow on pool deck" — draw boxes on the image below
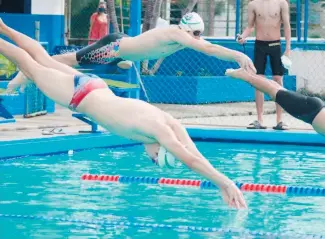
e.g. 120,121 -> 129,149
0,102 -> 313,141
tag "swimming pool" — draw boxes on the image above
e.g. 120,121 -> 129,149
1,141 -> 325,238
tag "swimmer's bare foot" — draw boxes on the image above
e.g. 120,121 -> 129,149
225,68 -> 251,80
6,71 -> 29,93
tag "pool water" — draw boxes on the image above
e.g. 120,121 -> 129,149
1,141 -> 325,238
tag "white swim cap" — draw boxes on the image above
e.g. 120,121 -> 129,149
179,12 -> 204,33
156,146 -> 176,168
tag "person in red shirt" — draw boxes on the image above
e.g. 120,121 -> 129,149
88,1 -> 108,45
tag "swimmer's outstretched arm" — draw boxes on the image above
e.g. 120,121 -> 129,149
170,29 -> 256,73
155,124 -> 247,209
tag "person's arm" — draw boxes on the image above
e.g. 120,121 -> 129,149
239,2 -> 255,40
170,29 -> 256,73
171,30 -> 242,63
156,125 -> 232,188
281,0 -> 291,56
155,124 -> 247,208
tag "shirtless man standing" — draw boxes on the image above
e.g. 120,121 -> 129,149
237,0 -> 291,130
8,12 -> 256,92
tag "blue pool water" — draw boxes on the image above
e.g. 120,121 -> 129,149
1,141 -> 325,238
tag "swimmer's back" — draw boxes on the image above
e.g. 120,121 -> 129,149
119,26 -> 184,61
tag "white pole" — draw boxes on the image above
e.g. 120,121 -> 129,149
67,0 -> 72,41
35,21 -> 40,41
164,0 -> 171,24
119,0 -> 124,32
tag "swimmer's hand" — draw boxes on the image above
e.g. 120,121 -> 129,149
236,53 -> 256,74
220,181 -> 247,209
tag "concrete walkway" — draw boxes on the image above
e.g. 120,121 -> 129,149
0,102 -> 313,142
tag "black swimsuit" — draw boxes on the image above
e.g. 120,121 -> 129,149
76,33 -> 128,65
275,90 -> 325,124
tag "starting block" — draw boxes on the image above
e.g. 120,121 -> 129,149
72,113 -> 101,133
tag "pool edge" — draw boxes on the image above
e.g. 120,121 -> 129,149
1,127 -> 324,159
0,133 -> 139,159
187,127 -> 325,146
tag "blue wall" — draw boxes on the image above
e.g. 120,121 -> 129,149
0,14 -> 64,53
142,75 -> 296,104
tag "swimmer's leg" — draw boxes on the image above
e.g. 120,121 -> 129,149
53,52 -> 132,69
0,19 -> 80,75
48,32 -> 133,68
0,36 -> 74,107
75,33 -> 132,66
226,68 -> 282,100
312,109 -> 325,136
52,53 -> 79,67
228,68 -> 325,135
75,34 -> 117,65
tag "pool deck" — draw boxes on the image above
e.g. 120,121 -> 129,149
0,102 -> 313,142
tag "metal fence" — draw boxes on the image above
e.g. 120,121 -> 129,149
64,0 -> 325,130
65,0 -> 325,41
